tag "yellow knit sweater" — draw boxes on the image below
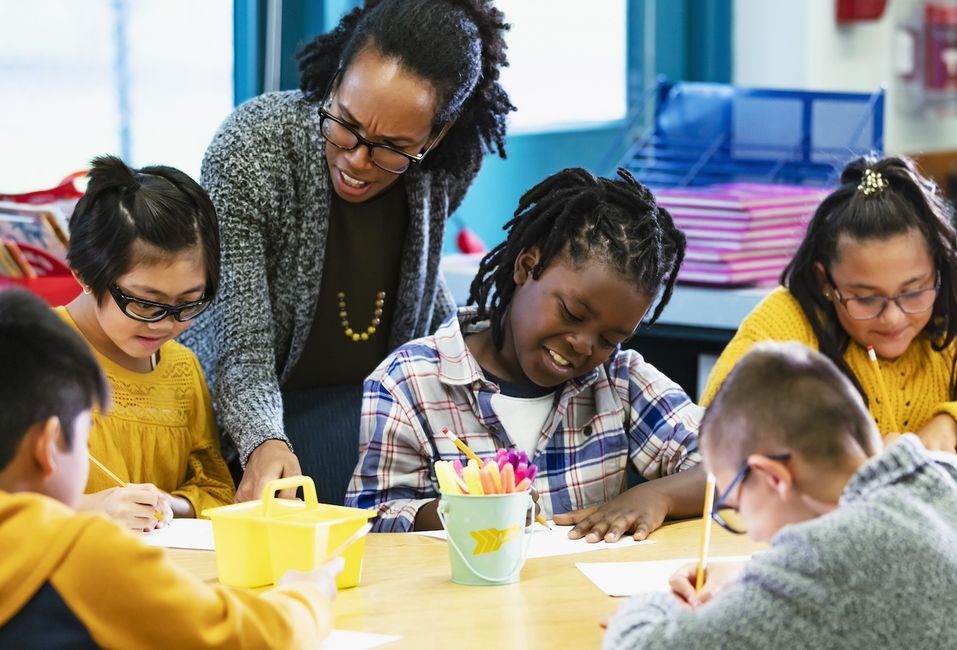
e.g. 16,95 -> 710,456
701,287 -> 957,434
56,308 -> 234,514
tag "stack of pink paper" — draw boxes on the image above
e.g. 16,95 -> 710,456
656,183 -> 831,287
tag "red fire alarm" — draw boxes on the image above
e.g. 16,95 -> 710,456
837,0 -> 888,23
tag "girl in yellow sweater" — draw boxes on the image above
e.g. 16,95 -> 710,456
62,155 -> 234,531
703,156 -> 957,454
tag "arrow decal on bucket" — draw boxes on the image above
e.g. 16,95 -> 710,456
469,524 -> 522,554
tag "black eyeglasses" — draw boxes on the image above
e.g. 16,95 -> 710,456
826,270 -> 940,321
711,452 -> 791,535
317,70 -> 447,174
108,284 -> 211,323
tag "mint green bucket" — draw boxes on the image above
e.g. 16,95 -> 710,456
437,492 -> 533,586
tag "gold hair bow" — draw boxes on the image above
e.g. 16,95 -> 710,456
857,168 -> 887,196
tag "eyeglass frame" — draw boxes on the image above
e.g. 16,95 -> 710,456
108,283 -> 211,323
316,69 -> 450,174
824,269 -> 941,321
711,452 -> 792,535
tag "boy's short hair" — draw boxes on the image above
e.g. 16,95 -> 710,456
702,342 -> 880,466
0,289 -> 108,469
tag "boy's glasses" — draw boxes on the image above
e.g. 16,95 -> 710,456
711,452 -> 791,535
827,271 -> 940,320
317,69 -> 447,174
108,284 -> 211,323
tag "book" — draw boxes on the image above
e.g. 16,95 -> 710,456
3,240 -> 37,279
656,183 -> 830,210
685,246 -> 794,262
0,204 -> 69,259
678,266 -> 782,286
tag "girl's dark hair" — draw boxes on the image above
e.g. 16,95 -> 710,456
297,0 -> 514,173
469,167 -> 687,349
782,154 -> 957,400
67,155 -> 220,302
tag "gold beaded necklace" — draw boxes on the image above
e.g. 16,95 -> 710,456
338,290 -> 385,342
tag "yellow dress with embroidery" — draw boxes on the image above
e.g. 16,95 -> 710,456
56,307 -> 234,514
701,287 -> 957,434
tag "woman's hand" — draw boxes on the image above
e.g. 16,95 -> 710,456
553,484 -> 669,542
81,484 -> 173,531
235,440 -> 303,502
668,560 -> 747,609
916,413 -> 957,454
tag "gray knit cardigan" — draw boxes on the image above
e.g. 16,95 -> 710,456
603,435 -> 957,649
181,91 -> 479,464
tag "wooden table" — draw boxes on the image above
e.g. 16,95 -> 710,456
168,518 -> 765,649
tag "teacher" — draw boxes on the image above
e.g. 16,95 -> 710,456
182,0 -> 513,501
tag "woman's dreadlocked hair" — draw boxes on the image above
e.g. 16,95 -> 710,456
469,167 -> 687,349
297,0 -> 514,174
782,154 -> 957,401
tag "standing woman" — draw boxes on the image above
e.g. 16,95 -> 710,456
182,0 -> 513,501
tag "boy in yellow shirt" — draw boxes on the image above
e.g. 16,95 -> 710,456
0,289 -> 338,648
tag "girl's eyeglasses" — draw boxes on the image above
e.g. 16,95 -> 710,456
108,284 -> 211,323
826,270 -> 940,320
712,452 -> 791,535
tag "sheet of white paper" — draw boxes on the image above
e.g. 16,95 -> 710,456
320,630 -> 400,649
140,518 -> 215,551
576,555 -> 753,597
415,523 -> 654,559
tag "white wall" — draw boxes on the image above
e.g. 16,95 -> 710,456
734,0 -> 957,154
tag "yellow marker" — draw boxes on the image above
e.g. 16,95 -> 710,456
867,346 -> 900,433
463,461 -> 485,495
695,472 -> 717,592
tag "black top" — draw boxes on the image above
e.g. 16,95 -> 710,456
0,582 -> 98,648
283,179 -> 409,389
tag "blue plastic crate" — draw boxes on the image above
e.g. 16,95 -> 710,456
620,79 -> 885,188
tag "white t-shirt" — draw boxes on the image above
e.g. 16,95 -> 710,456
490,392 -> 556,457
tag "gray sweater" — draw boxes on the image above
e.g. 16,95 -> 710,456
603,435 -> 957,650
181,91 -> 477,464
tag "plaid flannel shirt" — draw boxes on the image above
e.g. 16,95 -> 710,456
345,309 -> 702,532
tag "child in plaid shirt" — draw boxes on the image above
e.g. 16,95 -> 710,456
346,168 -> 705,539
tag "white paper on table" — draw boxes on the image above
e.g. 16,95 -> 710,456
576,555 -> 753,597
320,629 -> 401,649
140,518 -> 215,551
414,523 -> 654,559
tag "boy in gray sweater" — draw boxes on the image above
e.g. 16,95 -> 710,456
604,341 -> 957,650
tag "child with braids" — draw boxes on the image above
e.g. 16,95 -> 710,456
181,0 -> 516,503
702,156 -> 957,454
61,156 -> 234,531
346,168 -> 705,538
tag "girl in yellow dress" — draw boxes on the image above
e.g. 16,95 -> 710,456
703,155 -> 957,454
60,155 -> 234,531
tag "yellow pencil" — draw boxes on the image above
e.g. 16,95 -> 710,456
867,346 -> 900,433
440,427 -> 483,464
695,472 -> 717,592
88,453 -> 165,521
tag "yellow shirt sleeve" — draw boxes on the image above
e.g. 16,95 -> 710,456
701,288 -> 819,406
52,517 -> 332,649
171,355 -> 236,516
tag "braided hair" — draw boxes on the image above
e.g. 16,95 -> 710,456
782,154 -> 957,401
469,168 -> 687,350
297,0 -> 514,174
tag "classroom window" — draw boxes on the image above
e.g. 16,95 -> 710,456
0,0 -> 232,192
495,0 -> 628,133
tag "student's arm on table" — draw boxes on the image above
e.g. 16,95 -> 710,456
198,119 -> 302,502
55,517 -> 338,649
344,374 -> 439,532
556,355 -> 705,543
77,484 -> 173,532
171,369 -> 238,516
916,408 -> 957,453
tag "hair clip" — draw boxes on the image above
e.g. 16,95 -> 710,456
857,168 -> 887,197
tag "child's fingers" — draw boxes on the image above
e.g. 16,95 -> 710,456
554,506 -> 598,539
668,565 -> 699,606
